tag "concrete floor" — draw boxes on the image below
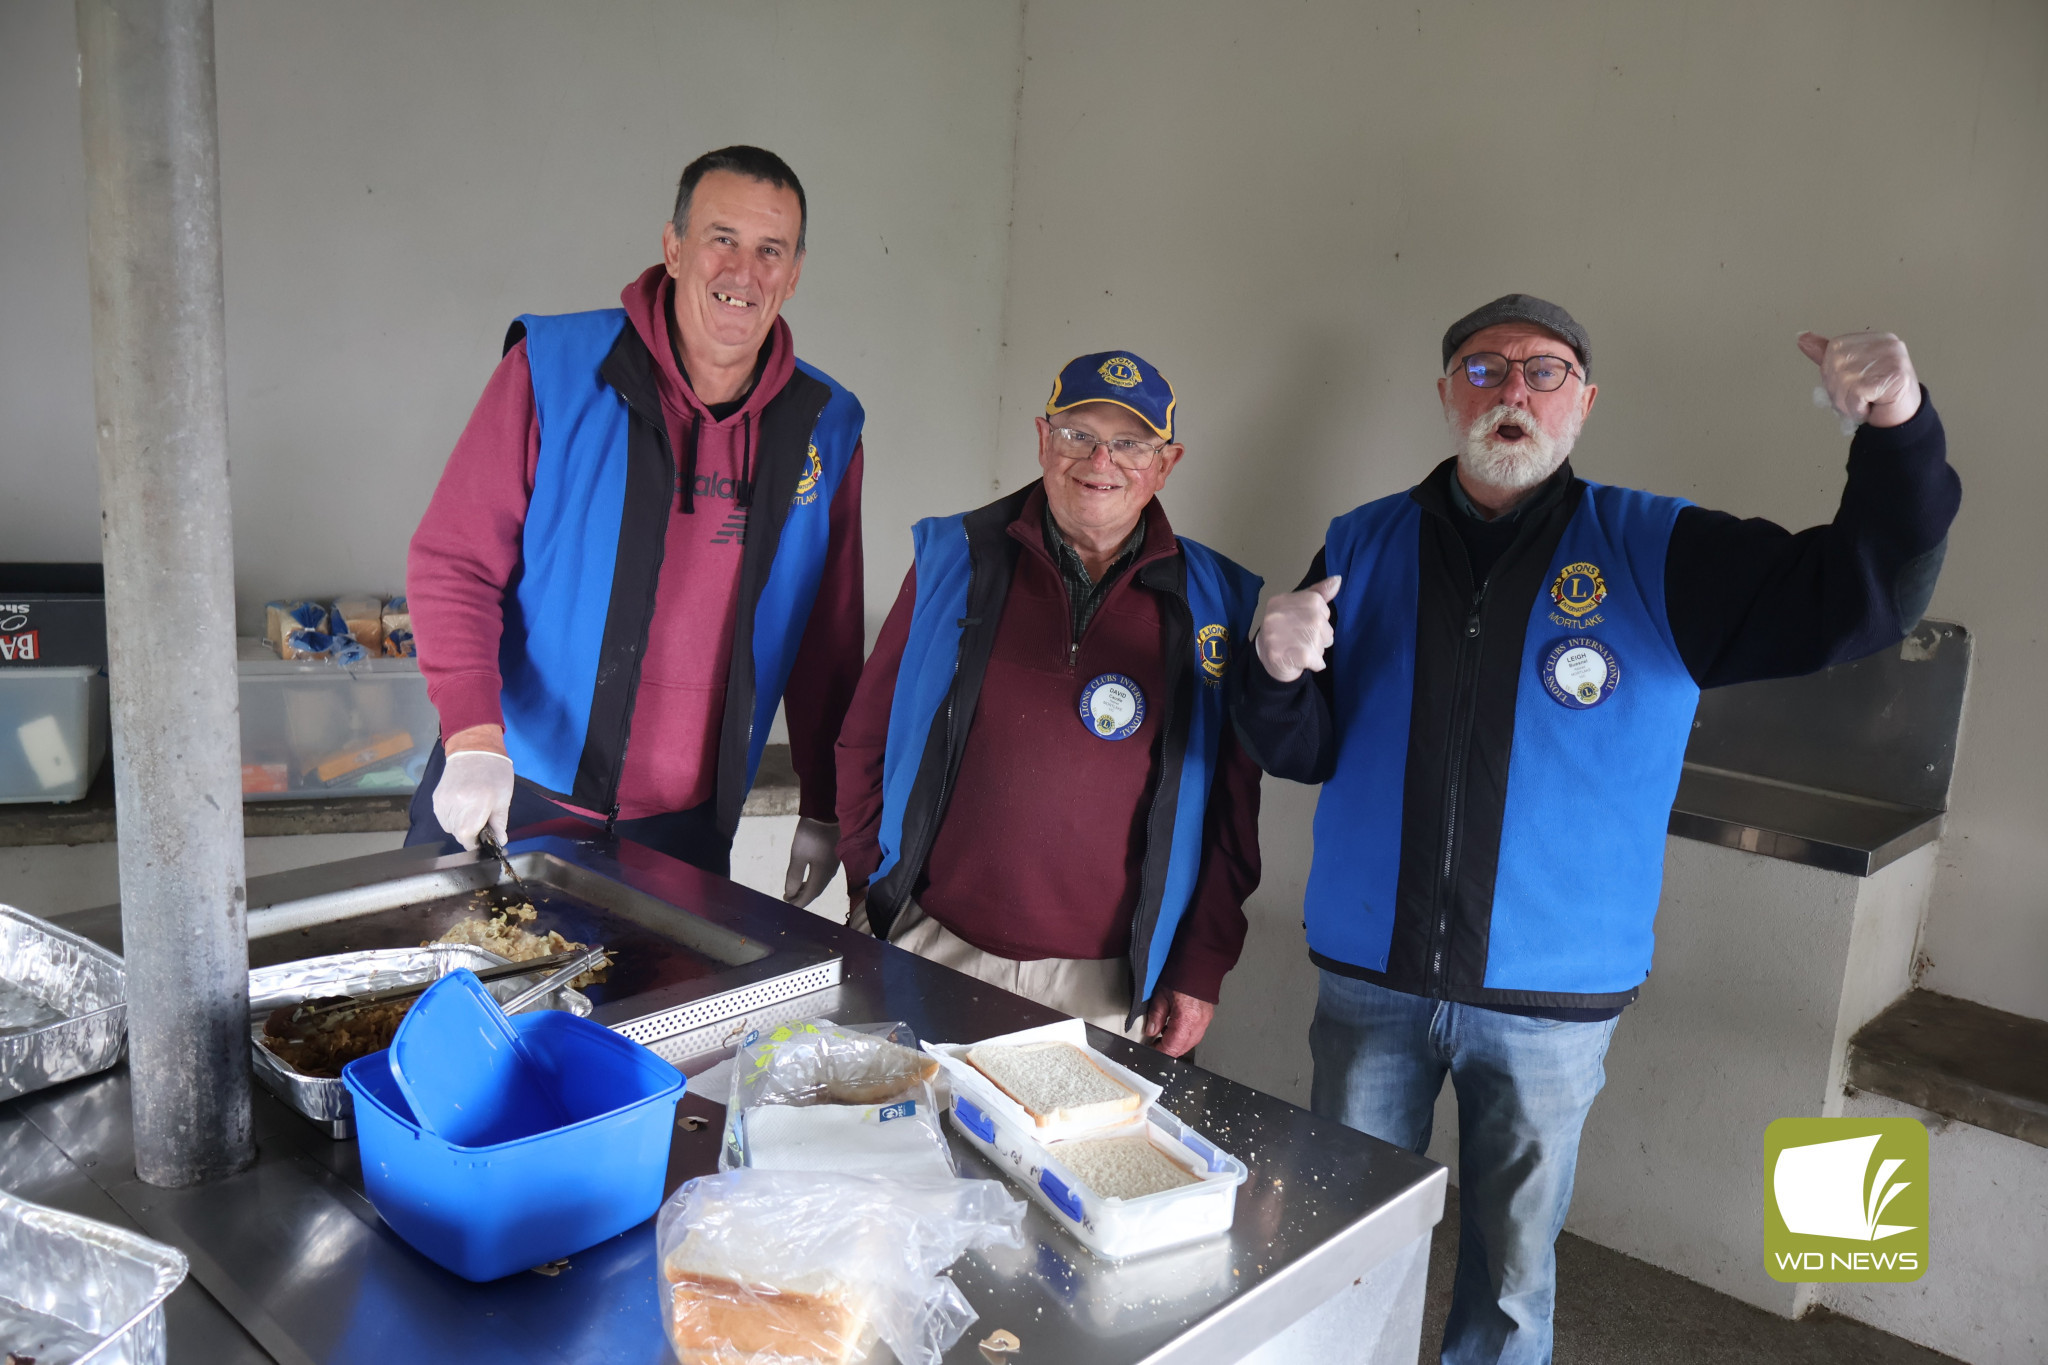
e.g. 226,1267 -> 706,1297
1419,1187 -> 1965,1364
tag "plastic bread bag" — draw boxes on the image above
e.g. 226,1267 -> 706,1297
265,600 -> 327,654
720,1021 -> 953,1180
280,628 -> 369,666
657,1169 -> 1025,1365
331,594 -> 386,653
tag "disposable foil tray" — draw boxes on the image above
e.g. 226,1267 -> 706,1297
249,944 -> 594,1139
0,1187 -> 187,1365
0,903 -> 126,1103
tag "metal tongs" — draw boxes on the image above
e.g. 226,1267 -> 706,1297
477,829 -> 533,901
499,943 -> 610,1016
292,946 -> 606,1021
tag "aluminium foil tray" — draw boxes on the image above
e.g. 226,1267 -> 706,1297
0,902 -> 125,1103
248,943 -> 595,1139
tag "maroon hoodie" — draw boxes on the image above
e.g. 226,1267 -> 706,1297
408,265 -> 864,822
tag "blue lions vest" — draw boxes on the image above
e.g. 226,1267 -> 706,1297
871,507 -> 1261,1004
1306,481 -> 1698,998
498,308 -> 861,824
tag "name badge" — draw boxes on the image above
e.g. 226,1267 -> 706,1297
1542,637 -> 1620,709
1079,673 -> 1145,740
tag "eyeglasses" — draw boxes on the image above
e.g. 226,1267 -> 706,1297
1047,426 -> 1171,470
1453,352 -> 1585,393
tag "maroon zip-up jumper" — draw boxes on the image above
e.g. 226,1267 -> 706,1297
836,488 -> 1261,1003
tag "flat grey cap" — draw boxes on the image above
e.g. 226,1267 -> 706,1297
1442,294 -> 1590,376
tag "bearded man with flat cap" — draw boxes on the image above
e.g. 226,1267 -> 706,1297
837,352 -> 1264,1054
1231,295 -> 1960,1364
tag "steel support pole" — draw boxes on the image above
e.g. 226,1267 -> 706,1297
76,0 -> 252,1187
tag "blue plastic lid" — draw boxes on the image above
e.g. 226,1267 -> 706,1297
388,968 -> 570,1145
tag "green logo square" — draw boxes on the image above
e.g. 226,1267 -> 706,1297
1765,1117 -> 1928,1282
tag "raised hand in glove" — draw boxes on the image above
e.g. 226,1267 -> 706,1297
1799,330 -> 1921,429
1253,575 -> 1342,683
783,816 -> 841,908
433,746 -> 514,852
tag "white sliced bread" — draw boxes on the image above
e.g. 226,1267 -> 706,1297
665,1268 -> 869,1365
965,1040 -> 1141,1128
1051,1133 -> 1201,1200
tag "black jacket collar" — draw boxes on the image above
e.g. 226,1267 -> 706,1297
1411,457 -> 1576,525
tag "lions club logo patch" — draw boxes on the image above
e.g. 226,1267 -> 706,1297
1196,623 -> 1230,684
1550,561 -> 1607,619
1097,356 -> 1143,389
792,444 -> 823,506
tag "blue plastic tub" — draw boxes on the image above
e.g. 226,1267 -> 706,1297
342,1010 -> 685,1281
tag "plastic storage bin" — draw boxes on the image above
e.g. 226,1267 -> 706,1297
924,1019 -> 1165,1144
236,637 -> 436,799
0,562 -> 106,667
0,665 -> 108,802
342,1010 -> 686,1281
948,1096 -> 1247,1261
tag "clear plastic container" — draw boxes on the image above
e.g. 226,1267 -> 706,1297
948,1094 -> 1247,1261
0,665 -> 108,803
923,1019 -> 1164,1144
236,637 -> 436,800
925,1020 -> 1244,1260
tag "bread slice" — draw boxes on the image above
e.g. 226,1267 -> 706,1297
818,1036 -> 940,1106
966,1040 -> 1141,1128
1051,1133 -> 1201,1200
665,1269 -> 869,1365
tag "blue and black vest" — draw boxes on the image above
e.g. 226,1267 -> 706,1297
1304,463 -> 1698,1008
866,484 -> 1262,1017
496,309 -> 862,836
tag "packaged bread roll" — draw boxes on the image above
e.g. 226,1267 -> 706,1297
332,594 -> 385,653
265,600 -> 327,655
381,597 -> 412,656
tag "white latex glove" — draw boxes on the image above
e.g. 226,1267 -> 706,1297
784,816 -> 841,908
1254,576 -> 1342,683
1800,330 -> 1921,430
433,749 -> 513,852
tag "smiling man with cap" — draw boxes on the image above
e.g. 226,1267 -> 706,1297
835,352 -> 1264,1053
1231,296 -> 1960,1363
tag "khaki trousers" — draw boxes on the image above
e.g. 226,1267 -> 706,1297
865,899 -> 1144,1041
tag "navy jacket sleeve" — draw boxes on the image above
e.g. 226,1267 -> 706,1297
1666,391 -> 1959,688
1229,548 -> 1340,784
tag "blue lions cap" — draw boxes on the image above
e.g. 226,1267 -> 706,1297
1045,351 -> 1176,441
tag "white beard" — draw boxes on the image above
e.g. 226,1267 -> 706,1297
1450,403 -> 1579,493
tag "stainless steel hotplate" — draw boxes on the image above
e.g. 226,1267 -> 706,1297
66,831 -> 844,1046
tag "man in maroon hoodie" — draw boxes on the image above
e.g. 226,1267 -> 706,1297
406,146 -> 864,901
836,353 -> 1263,1054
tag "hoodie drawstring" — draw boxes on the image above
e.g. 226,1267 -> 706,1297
736,411 -> 755,509
677,411 -> 701,513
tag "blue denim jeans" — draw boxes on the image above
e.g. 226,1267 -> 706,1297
1309,971 -> 1620,1365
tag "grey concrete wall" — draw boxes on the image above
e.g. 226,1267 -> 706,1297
0,0 -> 100,564
1817,1092 -> 2048,1365
0,0 -> 1023,645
